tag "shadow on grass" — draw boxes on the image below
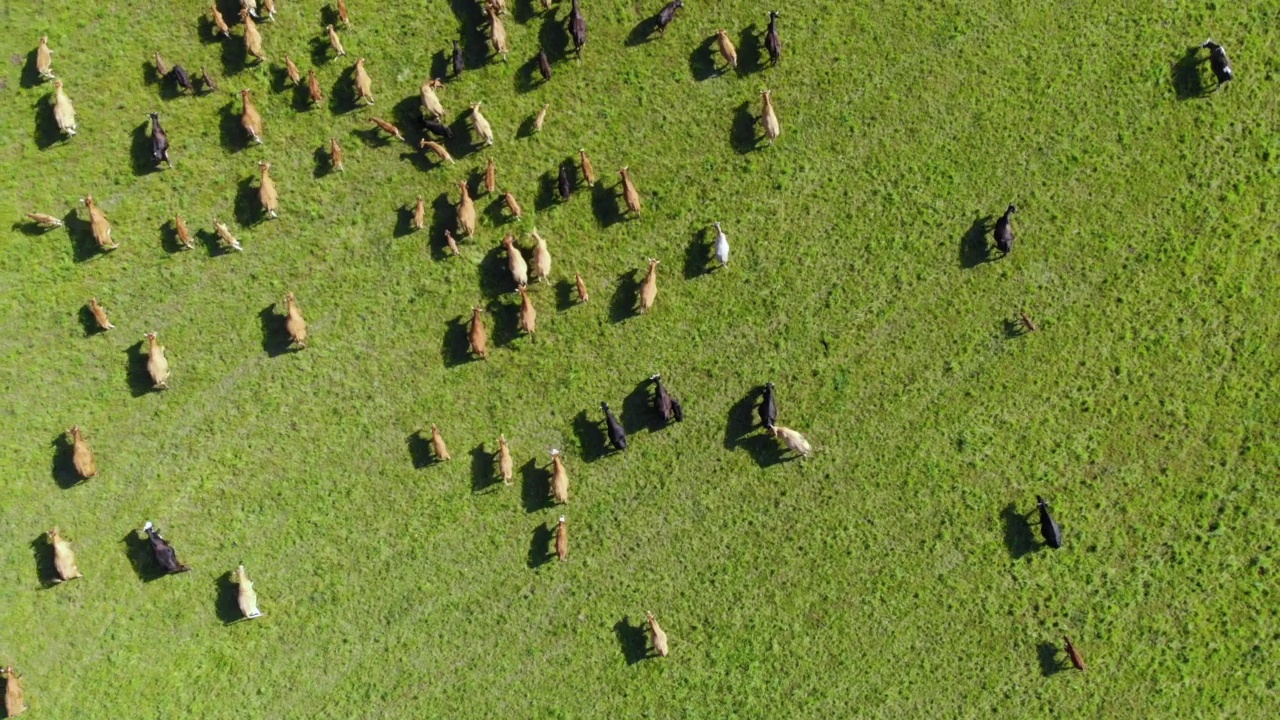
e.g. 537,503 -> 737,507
21,48 -> 43,88
625,17 -> 660,47
1001,503 -> 1037,559
689,35 -> 720,81
33,93 -> 63,149
293,79 -> 315,112
572,410 -> 607,462
122,529 -> 168,582
197,228 -> 234,257
1002,318 -> 1027,340
30,534 -> 61,588
1037,641 -> 1064,676
620,377 -> 657,434
538,10 -> 570,63
50,432 -> 82,489
393,205 -> 416,239
313,144 -> 333,178
515,54 -> 541,94
527,522 -> 554,568
608,269 -> 639,323
555,278 -> 576,310
234,175 -> 259,227
959,215 -> 992,269
309,36 -> 333,68
487,296 -> 522,347
258,304 -> 294,357
477,241 -> 510,298
220,31 -> 248,76
427,193 -> 454,258
520,458 -> 553,513
328,64 -> 358,115
124,340 -> 158,397
1171,47 -> 1208,100
63,209 -> 99,263
407,431 -> 437,469
430,49 -> 451,81
513,0 -> 537,24
723,386 -> 777,460
214,572 -> 243,624
441,315 -> 474,367
471,443 -> 499,493
534,168 -> 560,211
614,617 -> 650,664
738,25 -> 763,74
730,100 -> 758,154
683,226 -> 713,278
131,121 -> 160,176
219,101 -> 246,153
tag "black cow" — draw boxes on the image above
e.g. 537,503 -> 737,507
1202,39 -> 1233,87
170,64 -> 194,94
602,402 -> 627,451
149,112 -> 171,168
537,49 -> 553,82
656,1 -> 683,36
423,117 -> 454,140
759,382 -> 777,429
1035,496 -> 1063,549
765,11 -> 782,65
143,521 -> 190,574
452,40 -> 465,78
994,204 -> 1016,255
570,0 -> 587,54
558,163 -> 572,201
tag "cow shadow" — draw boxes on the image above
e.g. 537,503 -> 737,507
613,617 -> 650,664
392,94 -> 425,145
723,386 -> 763,449
214,572 -> 243,624
30,534 -> 62,588
515,54 -> 541,94
1037,641 -> 1065,676
520,458 -> 553,513
527,522 -> 554,568
959,215 -> 993,268
131,121 -> 159,176
572,410 -> 608,462
124,340 -> 158,397
730,100 -> 758,154
407,430 -> 437,469
608,269 -> 639,323
477,242 -> 511,298
309,36 -> 334,67
234,175 -> 259,227
50,433 -> 83,489
487,296 -> 523,347
538,10 -> 571,63
1171,47 -> 1208,100
293,78 -> 316,111
1002,318 -> 1027,340
513,0 -> 537,24
328,64 -> 358,114
427,193 -> 455,256
740,432 -> 787,467
63,210 -> 98,262
353,126 -> 392,149
21,48 -> 44,88
441,315 -> 474,367
430,49 -> 451,81
1002,503 -> 1038,558
197,228 -> 234,257
258,304 -> 294,357
683,226 -> 713,278
218,101 -> 245,152
625,17 -> 660,47
393,205 -> 417,238
555,278 -> 576,310
450,0 -> 490,69
33,94 -> 63,149
471,443 -> 500,493
534,168 -> 560,211
689,35 -> 718,81
517,112 -> 540,139
221,31 -> 248,75
321,3 -> 342,26
620,378 -> 657,434
313,144 -> 333,178
122,530 -> 168,582
738,25 -> 763,74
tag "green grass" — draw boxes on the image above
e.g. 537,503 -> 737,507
2,0 -> 1278,716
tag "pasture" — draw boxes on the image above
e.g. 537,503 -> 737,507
2,1 -> 1278,716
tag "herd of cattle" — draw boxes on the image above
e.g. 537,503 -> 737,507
7,0 -> 1242,710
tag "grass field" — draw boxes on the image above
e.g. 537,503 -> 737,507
2,0 -> 1279,717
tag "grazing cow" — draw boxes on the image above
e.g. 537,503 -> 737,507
558,163 -> 571,200
241,89 -> 264,144
994,204 -> 1016,255
155,52 -> 170,78
550,449 -> 569,503
579,149 -> 596,185
760,382 -> 777,428
761,89 -> 780,144
457,181 -> 477,237
354,58 -> 374,104
143,521 -> 190,574
452,40 -> 464,78
420,79 -> 446,120
555,516 -> 567,560
570,0 -> 587,54
468,305 -> 488,359
713,221 -> 729,267
504,190 -> 523,221
200,66 -> 218,93
214,219 -> 243,251
485,157 -> 497,194
444,229 -> 461,256
242,10 -> 267,62
540,0 -> 552,9
530,228 -> 551,282
284,55 -> 301,85
518,286 -> 537,335
498,434 -> 514,484
327,25 -> 346,58
1202,39 -> 1233,87
175,215 -> 195,249
656,1 -> 683,36
412,196 -> 426,231
430,424 -> 452,461
144,332 -> 171,388
171,64 -> 195,94
490,0 -> 508,16
423,117 -> 453,140
88,297 -> 115,331
258,161 -> 279,219
67,425 -> 97,479
533,103 -> 549,133
233,565 -> 263,619
308,68 -> 324,105
242,0 -> 259,18
211,4 -> 231,37
537,49 -> 553,81
2,666 -> 27,717
575,272 -> 589,303
261,0 -> 276,21
471,102 -> 495,146
25,212 -> 63,229
488,5 -> 509,60
765,11 -> 781,65
602,402 -> 627,451
646,612 -> 669,657
330,137 -> 344,171
619,167 -> 642,216
36,36 -> 54,80
52,79 -> 77,137
284,292 -> 307,348
639,258 -> 659,313
1064,636 -> 1086,671
716,29 -> 738,70
771,424 -> 812,458
81,196 -> 118,250
369,117 -> 403,141
1036,495 -> 1063,549
48,527 -> 83,582
651,374 -> 682,423
149,112 -> 172,168
337,0 -> 350,26
502,234 -> 529,287
1019,311 -> 1038,333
